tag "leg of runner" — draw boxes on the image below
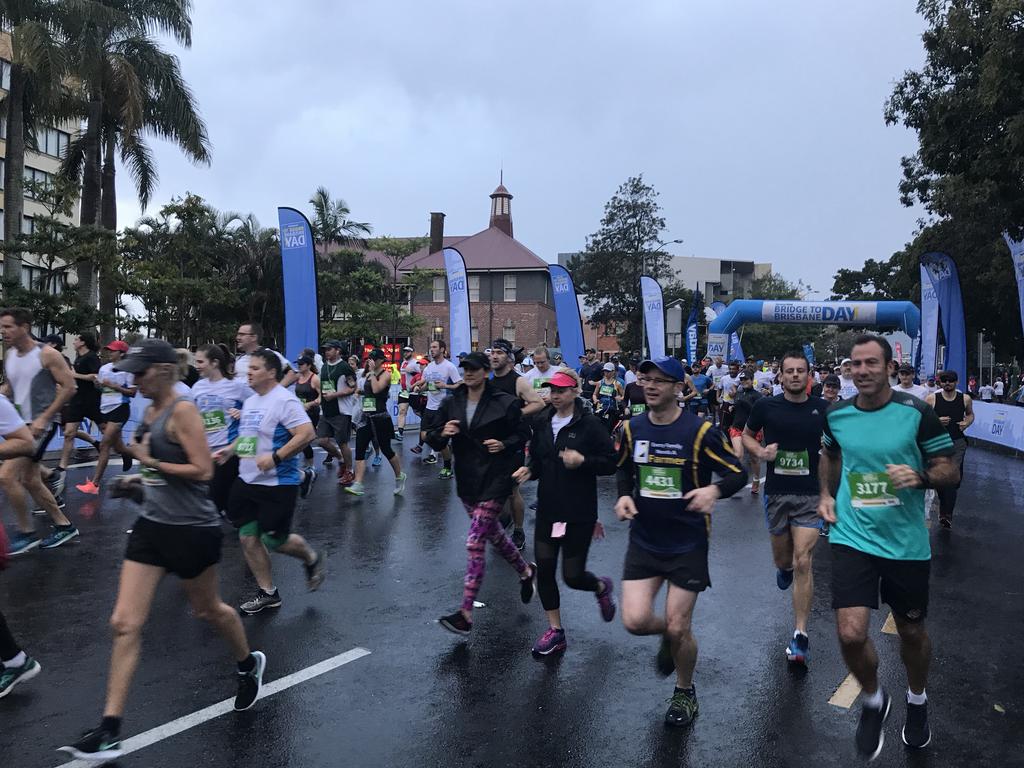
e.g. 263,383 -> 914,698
894,614 -> 932,749
837,607 -> 889,758
396,401 -> 408,441
0,457 -> 36,538
345,422 -> 372,495
0,608 -> 41,698
936,438 -> 966,528
770,524 -> 817,664
510,486 -> 526,550
79,420 -> 122,493
59,421 -> 88,470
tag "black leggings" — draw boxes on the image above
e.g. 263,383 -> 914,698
355,413 -> 395,461
534,520 -> 600,611
303,410 -> 320,460
210,454 -> 239,513
0,609 -> 21,660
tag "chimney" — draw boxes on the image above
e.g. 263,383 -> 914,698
429,212 -> 445,254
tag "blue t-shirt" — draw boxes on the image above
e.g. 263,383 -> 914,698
690,374 -> 711,403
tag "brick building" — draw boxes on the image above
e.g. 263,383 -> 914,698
400,183 -> 557,353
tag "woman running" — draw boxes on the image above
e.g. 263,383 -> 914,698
58,339 -> 265,763
350,353 -> 382,466
345,349 -> 405,496
294,356 -> 321,468
76,341 -> 137,495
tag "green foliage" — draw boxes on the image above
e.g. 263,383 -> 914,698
309,187 -> 371,247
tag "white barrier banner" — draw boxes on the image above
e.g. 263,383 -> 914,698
965,401 -> 1024,452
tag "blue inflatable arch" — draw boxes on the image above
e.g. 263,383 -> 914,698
708,300 -> 921,337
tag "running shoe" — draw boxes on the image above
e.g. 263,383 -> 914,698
819,522 -> 830,538
664,687 -> 699,727
75,479 -> 100,495
786,632 -> 809,665
240,589 -> 282,615
939,517 -> 952,529
323,454 -> 334,465
422,453 -> 437,464
305,552 -> 326,591
8,532 -> 40,556
528,501 -> 538,511
394,432 -> 404,442
856,689 -> 891,760
776,567 -> 794,590
371,453 -> 383,468
0,656 -> 41,699
57,728 -> 122,762
750,479 -> 760,495
339,469 -> 355,486
343,481 -> 365,496
410,444 -> 423,455
40,525 -> 79,549
394,471 -> 407,496
532,627 -> 567,657
234,651 -> 266,711
656,634 -> 675,677
438,467 -> 453,479
299,468 -> 317,499
520,562 -> 536,604
902,699 -> 931,749
596,576 -> 616,622
511,527 -> 526,551
45,467 -> 66,499
439,611 -> 472,635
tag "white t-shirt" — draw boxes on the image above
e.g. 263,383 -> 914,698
235,349 -> 292,386
896,383 -> 931,401
754,370 -> 774,394
772,383 -> 784,396
551,412 -> 572,440
0,394 -> 25,434
624,369 -> 637,386
994,380 -> 1004,396
838,377 -> 858,400
97,363 -> 133,414
191,377 -> 249,448
523,364 -> 567,401
718,374 -> 741,403
237,385 -> 310,486
978,384 -> 994,401
173,381 -> 193,401
422,359 -> 462,411
399,358 -> 421,391
706,364 -> 727,385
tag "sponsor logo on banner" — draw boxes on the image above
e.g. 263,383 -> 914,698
552,274 -> 571,293
707,333 -> 729,357
760,301 -> 878,325
281,223 -> 307,250
925,259 -> 952,282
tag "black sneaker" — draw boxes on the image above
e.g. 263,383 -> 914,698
939,517 -> 952,529
305,552 -> 326,592
902,699 -> 931,749
511,527 -> 526,551
656,634 -> 676,677
299,468 -> 317,499
239,589 -> 282,615
323,454 -> 334,465
57,727 -> 123,761
664,686 -> 699,727
856,689 -> 891,760
234,650 -> 266,711
520,562 -> 536,604
439,611 -> 472,635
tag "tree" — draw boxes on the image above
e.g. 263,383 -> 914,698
309,187 -> 371,250
368,235 -> 432,356
830,257 -> 914,301
568,175 -> 674,351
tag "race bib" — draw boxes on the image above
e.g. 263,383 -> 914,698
638,465 -> 683,499
533,378 -> 547,389
235,436 -> 258,458
321,380 -> 336,394
630,403 -> 646,415
361,396 -> 376,411
599,384 -> 615,397
102,386 -> 119,395
140,466 -> 166,487
848,471 -> 901,508
202,409 -> 227,432
774,449 -> 810,476
427,381 -> 439,392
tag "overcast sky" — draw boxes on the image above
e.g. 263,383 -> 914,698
116,0 -> 927,297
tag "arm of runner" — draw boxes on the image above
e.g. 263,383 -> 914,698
309,374 -> 322,407
0,423 -> 35,459
425,400 -> 454,451
817,422 -> 842,523
495,400 -> 530,454
741,398 -> 771,459
577,417 -> 618,475
33,345 -> 76,433
370,369 -> 390,394
517,377 -> 545,417
279,366 -> 298,389
695,425 -> 747,504
907,402 -> 959,489
255,413 -> 314,473
959,394 -> 975,431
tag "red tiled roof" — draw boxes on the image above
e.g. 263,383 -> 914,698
399,226 -> 549,272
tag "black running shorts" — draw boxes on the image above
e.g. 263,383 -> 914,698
98,403 -> 130,425
226,480 -> 298,540
124,516 -> 223,580
622,540 -> 711,593
829,543 -> 930,622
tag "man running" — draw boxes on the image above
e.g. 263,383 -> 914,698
76,341 -> 137,495
427,352 -> 535,635
234,322 -> 296,388
729,372 -> 763,495
412,340 -> 461,476
895,364 -> 930,400
520,345 -> 565,402
716,361 -> 742,429
0,307 -> 77,554
578,348 -> 604,403
220,350 -> 324,615
316,340 -> 357,485
743,350 -> 827,665
837,357 -> 858,400
616,356 -> 747,727
395,345 -> 420,442
58,332 -> 103,471
926,370 -> 974,530
818,334 -> 958,758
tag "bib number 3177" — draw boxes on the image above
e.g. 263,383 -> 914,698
848,471 -> 901,508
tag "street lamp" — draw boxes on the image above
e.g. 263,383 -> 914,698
641,238 -> 684,357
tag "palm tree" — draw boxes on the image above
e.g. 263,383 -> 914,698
309,186 -> 372,251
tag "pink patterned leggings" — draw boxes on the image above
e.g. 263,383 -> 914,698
461,498 -> 529,614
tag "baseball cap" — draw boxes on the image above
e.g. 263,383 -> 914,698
540,371 -> 578,389
602,362 -> 615,372
522,356 -> 534,366
841,357 -> 852,365
367,348 -> 386,361
296,355 -> 314,366
638,356 -> 686,382
105,340 -> 129,352
402,345 -> 414,352
460,351 -> 490,370
490,338 -> 513,354
324,339 -> 344,349
823,374 -> 841,387
738,372 -> 749,380
114,338 -> 177,373
585,347 -> 596,354
898,363 -> 915,373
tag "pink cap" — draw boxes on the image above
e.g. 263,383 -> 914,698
541,371 -> 578,389
105,340 -> 129,352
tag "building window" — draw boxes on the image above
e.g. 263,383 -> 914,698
23,167 -> 54,199
21,216 -> 35,235
468,275 -> 480,303
432,324 -> 444,341
1,60 -> 10,91
21,264 -> 65,295
503,320 -> 515,344
432,275 -> 445,303
470,324 -> 479,351
36,126 -> 70,159
503,274 -> 517,302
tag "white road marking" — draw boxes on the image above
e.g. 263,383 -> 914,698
55,647 -> 371,767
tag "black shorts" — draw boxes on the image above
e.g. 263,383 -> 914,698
210,454 -> 239,513
420,408 -> 444,433
124,516 -> 223,580
32,422 -> 60,463
622,540 -> 711,592
64,398 -> 102,425
226,479 -> 298,540
830,544 -> 930,621
98,403 -> 130,425
316,413 -> 352,443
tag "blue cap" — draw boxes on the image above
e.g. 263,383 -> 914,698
638,356 -> 686,382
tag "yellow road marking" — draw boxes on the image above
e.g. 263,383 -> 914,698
828,673 -> 862,708
881,612 -> 898,635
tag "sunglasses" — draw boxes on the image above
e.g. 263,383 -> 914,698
939,377 -> 956,384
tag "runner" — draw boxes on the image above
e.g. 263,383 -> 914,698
426,351 -> 536,635
819,373 -> 839,404
742,350 -> 827,665
978,381 -> 994,403
817,334 -> 958,758
688,365 -> 711,418
592,362 -> 624,433
58,332 -> 103,471
512,370 -> 618,656
395,345 -> 420,442
578,348 -> 604,403
294,355 -> 320,468
622,370 -> 648,419
895,364 -> 930,400
220,350 -> 325,615
488,338 -> 545,550
0,307 -> 78,554
344,348 -> 406,496
754,361 -> 775,395
234,322 -> 296,388
57,339 -> 266,762
728,372 -> 763,495
520,346 -> 565,402
75,341 -> 137,495
837,357 -> 858,399
616,356 -> 747,727
716,361 -> 742,430
993,377 -> 1005,403
316,340 -> 357,485
412,340 -> 461,476
191,343 -> 248,513
0,397 -> 43,699
926,370 -> 974,529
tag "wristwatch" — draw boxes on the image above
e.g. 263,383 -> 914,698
272,450 -> 282,466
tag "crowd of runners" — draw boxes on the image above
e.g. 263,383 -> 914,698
0,305 -> 985,762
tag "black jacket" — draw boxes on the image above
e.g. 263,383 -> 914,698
525,400 -> 617,524
425,382 -> 529,503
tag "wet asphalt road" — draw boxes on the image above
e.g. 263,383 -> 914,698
1,440 -> 1022,768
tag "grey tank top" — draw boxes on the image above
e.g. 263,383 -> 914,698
138,398 -> 220,527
